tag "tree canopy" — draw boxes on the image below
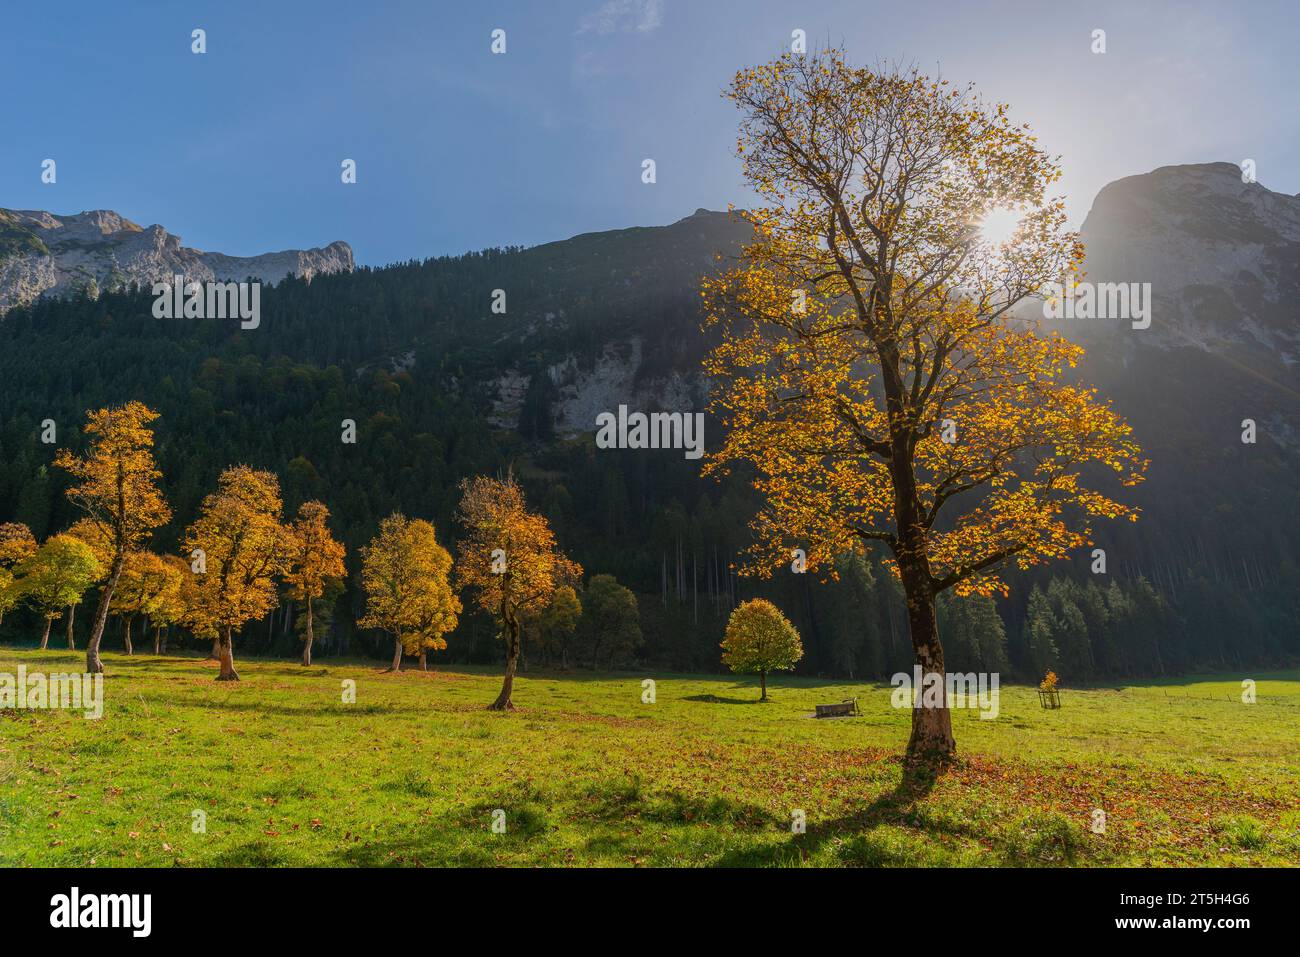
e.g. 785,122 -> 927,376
54,402 -> 171,672
456,472 -> 580,709
15,533 -> 101,648
358,513 -> 460,672
720,598 -> 803,701
703,51 -> 1145,765
183,465 -> 287,680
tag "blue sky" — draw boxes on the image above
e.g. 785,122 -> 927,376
2,0 -> 1295,266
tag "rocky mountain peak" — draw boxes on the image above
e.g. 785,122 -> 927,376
1076,162 -> 1300,362
0,207 -> 354,312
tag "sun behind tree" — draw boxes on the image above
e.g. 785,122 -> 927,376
721,599 -> 804,702
703,52 -> 1145,768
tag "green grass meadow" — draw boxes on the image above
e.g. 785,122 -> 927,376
1,647 -> 1296,867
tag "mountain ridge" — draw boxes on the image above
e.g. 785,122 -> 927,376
0,207 -> 354,311
1076,161 -> 1300,362
0,163 -> 1294,675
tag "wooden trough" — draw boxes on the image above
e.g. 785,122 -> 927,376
814,697 -> 860,718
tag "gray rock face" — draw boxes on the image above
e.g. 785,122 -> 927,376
0,208 -> 354,312
1076,162 -> 1300,362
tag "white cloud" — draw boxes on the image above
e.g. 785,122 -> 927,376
577,0 -> 663,36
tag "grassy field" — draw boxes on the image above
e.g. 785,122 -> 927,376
1,646 -> 1296,867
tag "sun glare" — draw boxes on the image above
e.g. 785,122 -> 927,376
979,206 -> 1025,247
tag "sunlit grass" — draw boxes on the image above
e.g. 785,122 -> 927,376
1,647 -> 1295,867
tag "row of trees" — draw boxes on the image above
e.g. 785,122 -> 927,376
2,401 -> 649,710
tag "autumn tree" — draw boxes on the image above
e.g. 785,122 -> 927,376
0,568 -> 18,631
358,514 -> 460,673
704,53 -> 1144,767
178,562 -> 220,659
16,534 -> 102,649
284,501 -> 346,666
149,555 -> 189,654
65,518 -> 113,649
183,466 -> 288,680
456,473 -> 580,709
108,551 -> 153,654
55,402 -> 171,673
0,522 -> 37,628
409,616 -> 455,672
721,599 -> 803,701
0,523 -> 37,568
109,551 -> 181,655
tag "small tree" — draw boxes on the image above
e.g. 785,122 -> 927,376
183,466 -> 287,681
55,402 -> 171,673
65,518 -> 113,648
456,473 -> 580,710
0,522 -> 38,628
534,585 -> 581,668
0,523 -> 37,567
284,501 -> 346,666
358,514 -> 460,672
577,575 -> 641,669
109,551 -> 177,654
408,613 -> 457,672
16,535 -> 102,649
0,567 -> 18,631
720,599 -> 804,702
149,555 -> 189,654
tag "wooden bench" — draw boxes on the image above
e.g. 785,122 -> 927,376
815,698 -> 860,718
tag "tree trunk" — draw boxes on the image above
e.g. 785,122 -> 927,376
489,613 -> 520,710
66,604 -> 77,649
879,344 -> 957,772
390,635 -> 403,672
900,565 -> 954,769
210,637 -> 220,660
419,650 -> 427,671
40,616 -> 53,650
123,616 -> 134,655
301,600 -> 314,666
216,626 -> 239,681
760,668 -> 767,702
86,549 -> 127,674
152,624 -> 162,655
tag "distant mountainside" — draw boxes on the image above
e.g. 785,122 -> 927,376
1073,162 -> 1300,363
0,208 -> 354,311
0,166 -> 1294,675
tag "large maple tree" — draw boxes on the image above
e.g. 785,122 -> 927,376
703,52 -> 1146,768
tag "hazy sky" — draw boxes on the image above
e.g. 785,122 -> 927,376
2,0 -> 1295,266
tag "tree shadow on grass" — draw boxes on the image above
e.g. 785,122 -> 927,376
683,694 -> 764,705
327,831 -> 497,867
161,697 -> 413,717
708,761 -> 946,867
208,839 -> 295,867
